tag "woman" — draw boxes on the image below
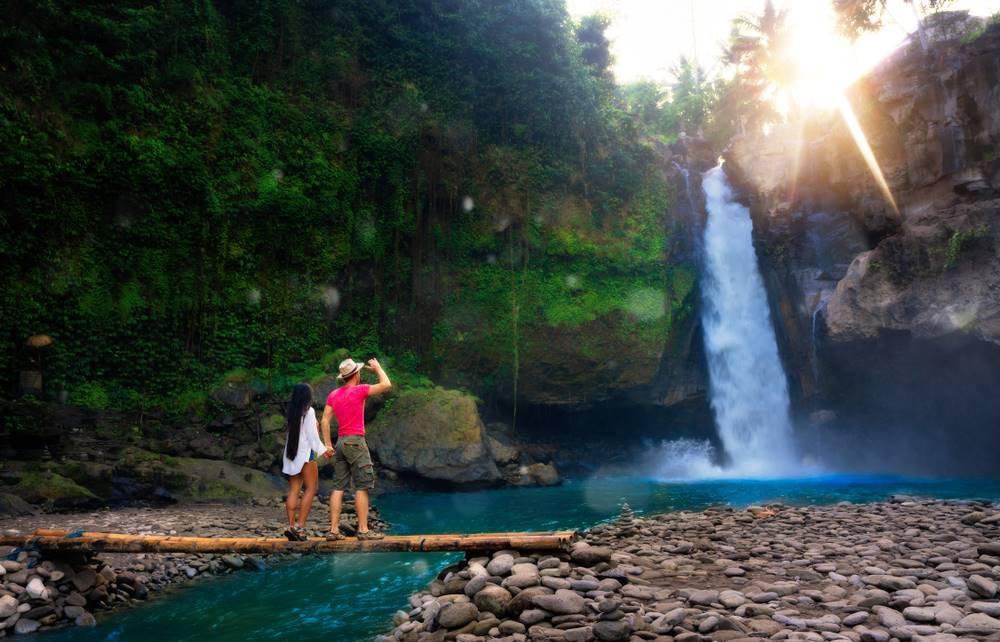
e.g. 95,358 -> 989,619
281,383 -> 324,541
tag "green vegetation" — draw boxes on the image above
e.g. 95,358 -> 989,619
944,225 -> 989,270
1,1 -> 686,411
833,0 -> 956,42
960,11 -> 1000,44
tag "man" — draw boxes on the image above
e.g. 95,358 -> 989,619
321,356 -> 391,540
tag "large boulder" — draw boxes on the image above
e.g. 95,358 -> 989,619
367,388 -> 502,485
115,447 -> 283,502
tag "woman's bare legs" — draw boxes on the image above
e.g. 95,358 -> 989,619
286,473 -> 303,528
297,461 -> 319,528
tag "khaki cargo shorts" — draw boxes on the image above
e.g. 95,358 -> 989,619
332,435 -> 375,491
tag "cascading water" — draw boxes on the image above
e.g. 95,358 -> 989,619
700,164 -> 797,475
655,164 -> 800,479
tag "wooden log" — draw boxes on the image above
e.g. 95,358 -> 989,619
0,529 -> 576,555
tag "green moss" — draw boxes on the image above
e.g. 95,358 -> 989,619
944,224 -> 989,270
12,471 -> 98,506
68,382 -> 110,410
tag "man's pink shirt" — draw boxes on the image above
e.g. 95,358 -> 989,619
326,384 -> 371,437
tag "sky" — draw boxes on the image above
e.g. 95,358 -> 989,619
565,0 -> 1000,86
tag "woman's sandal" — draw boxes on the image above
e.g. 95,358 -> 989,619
293,526 -> 309,541
325,530 -> 346,541
356,530 -> 384,540
283,528 -> 299,542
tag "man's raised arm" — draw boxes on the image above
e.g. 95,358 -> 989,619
367,358 -> 392,396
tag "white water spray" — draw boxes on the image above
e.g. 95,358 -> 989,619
700,164 -> 797,475
655,164 -> 799,479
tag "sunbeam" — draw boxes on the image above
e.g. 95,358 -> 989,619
837,94 -> 899,215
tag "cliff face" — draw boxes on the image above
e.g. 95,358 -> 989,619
726,14 -> 1000,475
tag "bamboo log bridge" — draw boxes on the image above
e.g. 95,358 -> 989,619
0,529 -> 577,555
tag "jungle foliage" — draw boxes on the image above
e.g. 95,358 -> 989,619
1,0 -> 687,410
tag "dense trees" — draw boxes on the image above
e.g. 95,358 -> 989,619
0,1 -> 678,410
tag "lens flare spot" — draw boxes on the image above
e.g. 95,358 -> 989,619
462,196 -> 474,213
320,286 -> 340,310
247,289 -> 261,305
565,275 -> 581,289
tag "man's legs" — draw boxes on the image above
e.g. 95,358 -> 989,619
329,489 -> 345,533
355,489 -> 369,533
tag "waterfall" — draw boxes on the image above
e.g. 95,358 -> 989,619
653,164 -> 800,480
699,165 -> 797,475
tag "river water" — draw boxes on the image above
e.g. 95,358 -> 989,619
38,475 -> 1000,642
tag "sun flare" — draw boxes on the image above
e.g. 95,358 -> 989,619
782,10 -> 862,113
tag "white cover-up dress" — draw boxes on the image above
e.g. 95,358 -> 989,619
281,407 -> 324,475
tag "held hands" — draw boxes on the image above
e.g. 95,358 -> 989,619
324,446 -> 334,458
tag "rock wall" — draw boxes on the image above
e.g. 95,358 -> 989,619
725,14 -> 1000,475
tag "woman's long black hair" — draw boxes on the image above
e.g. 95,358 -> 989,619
285,383 -> 313,460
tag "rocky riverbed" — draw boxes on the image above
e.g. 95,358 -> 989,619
0,497 -> 389,636
379,498 -> 1000,642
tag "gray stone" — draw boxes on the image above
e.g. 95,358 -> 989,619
533,589 -> 586,615
564,626 -> 595,642
970,601 -> 1000,617
968,575 -> 997,598
487,554 -> 515,577
14,619 -> 39,635
570,579 -> 600,592
571,546 -> 613,567
75,612 -> 97,627
519,609 -> 547,625
502,574 -> 540,589
933,604 -> 964,625
843,611 -> 870,626
719,590 -> 746,609
72,569 -> 97,593
25,577 -> 47,600
904,607 -> 936,623
699,615 -> 720,633
221,555 -> 244,570
954,612 -> 1000,634
464,574 -> 489,597
593,619 -> 630,642
688,589 -> 719,606
438,602 -> 479,629
859,627 -> 890,642
474,584 -> 512,617
0,595 -> 16,619
511,563 -> 538,577
873,605 -> 907,628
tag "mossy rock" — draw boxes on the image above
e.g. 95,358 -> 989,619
261,414 -> 286,434
11,471 -> 98,509
367,388 -> 501,485
116,447 -> 282,502
0,492 -> 36,516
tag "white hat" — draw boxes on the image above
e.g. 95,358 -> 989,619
336,358 -> 364,381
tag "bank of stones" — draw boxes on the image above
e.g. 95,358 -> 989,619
0,497 -> 388,636
379,498 -> 1000,642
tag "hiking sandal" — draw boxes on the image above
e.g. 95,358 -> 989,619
293,526 -> 308,541
325,530 -> 346,541
283,528 -> 300,542
356,530 -> 384,540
